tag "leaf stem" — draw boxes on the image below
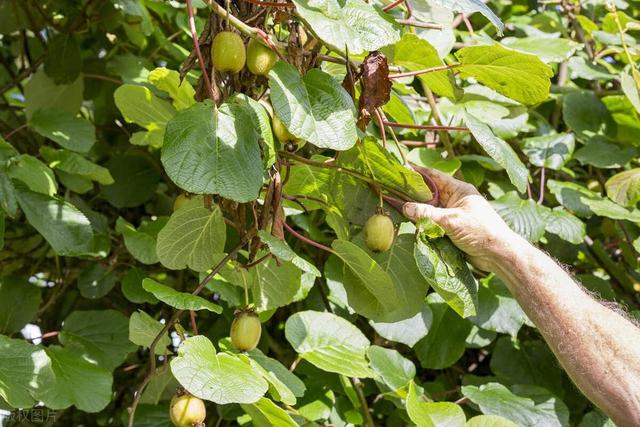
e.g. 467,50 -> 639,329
351,377 -> 375,427
382,0 -> 404,11
381,120 -> 468,132
186,0 -> 215,100
537,167 -> 546,205
387,63 -> 460,79
283,222 -> 333,253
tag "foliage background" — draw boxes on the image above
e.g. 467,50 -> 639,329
1,0 -> 639,425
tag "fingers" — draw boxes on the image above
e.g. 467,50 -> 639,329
415,167 -> 480,207
403,202 -> 456,231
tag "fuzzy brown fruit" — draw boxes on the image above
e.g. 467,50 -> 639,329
246,39 -> 277,76
173,194 -> 189,211
170,394 -> 206,427
364,214 -> 395,252
211,31 -> 246,73
230,309 -> 262,352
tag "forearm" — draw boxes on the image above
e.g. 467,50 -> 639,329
490,234 -> 640,426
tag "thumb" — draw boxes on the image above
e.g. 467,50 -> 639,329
403,202 -> 451,228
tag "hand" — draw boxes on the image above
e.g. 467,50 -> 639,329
403,169 -> 522,271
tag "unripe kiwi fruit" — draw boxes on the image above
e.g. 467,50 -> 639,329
230,308 -> 262,352
170,394 -> 206,427
272,115 -> 295,143
246,39 -> 277,76
211,31 -> 246,73
364,214 -> 395,252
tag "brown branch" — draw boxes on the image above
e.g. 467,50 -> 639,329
382,120 -> 468,132
383,0 -> 404,11
242,0 -> 295,7
388,63 -> 459,80
283,222 -> 333,253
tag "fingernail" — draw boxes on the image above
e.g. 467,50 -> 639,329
403,203 -> 416,218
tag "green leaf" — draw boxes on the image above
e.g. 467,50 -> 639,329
0,285 -> 33,325
258,230 -> 320,276
521,133 -> 575,170
24,69 -> 84,119
77,263 -> 118,299
102,152 -> 160,208
148,67 -> 196,110
241,397 -> 299,427
292,0 -> 399,54
562,91 -> 614,142
30,109 -> 96,153
568,56 -> 612,81
113,84 -> 176,131
464,113 -> 529,193
490,337 -> 564,397
44,33 -> 82,84
285,310 -> 372,378
268,62 -> 358,150
466,415 -> 518,427
502,37 -> 580,63
15,186 -> 94,256
7,154 -> 57,196
59,310 -> 136,370
408,148 -> 461,175
392,33 -> 460,99
456,44 -> 553,105
471,278 -> 530,338
544,208 -> 585,244
339,138 -> 432,202
548,179 -> 640,220
116,216 -> 167,264
170,335 -> 268,404
250,256 -> 304,311
367,346 -> 415,391
0,169 -> 18,217
40,146 -> 113,184
414,294 -> 472,369
461,383 -> 569,427
156,196 -> 226,271
227,94 -> 276,169
248,348 -> 306,405
121,268 -> 159,304
161,101 -> 264,202
491,192 -> 549,242
332,239 -> 404,322
370,305 -> 432,347
142,278 -> 222,313
414,235 -> 478,318
574,137 -> 638,169
406,380 -> 465,427
0,336 -> 52,408
425,0 -> 503,33
36,346 -> 112,413
129,310 -> 171,354
605,168 -> 640,207
620,71 -> 640,114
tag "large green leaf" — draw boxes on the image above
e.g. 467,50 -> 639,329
24,69 -> 84,119
241,397 -> 299,427
491,192 -> 549,242
148,67 -> 196,110
250,257 -> 304,311
36,346 -> 112,413
466,415 -> 518,427
6,154 -> 57,196
0,277 -> 41,334
285,310 -> 372,378
544,208 -> 585,244
268,62 -> 358,150
605,168 -> 640,207
0,336 -> 52,408
574,138 -> 637,169
332,239 -> 408,322
44,33 -> 82,84
521,133 -> 575,170
142,278 -> 222,313
258,231 -> 320,276
15,186 -> 94,256
562,91 -> 614,142
161,100 -> 264,202
30,109 -> 96,153
406,381 -> 465,427
40,146 -> 113,186
102,152 -> 160,208
367,346 -> 415,392
77,263 -> 118,299
170,336 -> 268,404
370,304 -> 432,347
422,0 -> 503,33
456,44 -> 553,105
156,196 -> 226,271
464,113 -> 529,193
248,348 -> 306,405
414,294 -> 472,369
339,138 -> 432,202
113,84 -> 176,132
461,383 -> 569,427
392,33 -> 459,99
128,310 -> 171,354
58,310 -> 136,370
414,235 -> 478,318
115,216 -> 167,264
471,278 -> 529,339
501,37 -> 580,63
292,0 -> 399,54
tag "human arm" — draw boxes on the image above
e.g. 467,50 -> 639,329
403,169 -> 640,426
